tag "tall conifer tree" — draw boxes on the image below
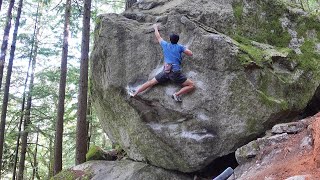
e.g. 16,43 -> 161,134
54,0 -> 71,174
0,0 -> 15,90
18,7 -> 40,179
0,0 -> 22,173
75,0 -> 91,165
12,2 -> 41,178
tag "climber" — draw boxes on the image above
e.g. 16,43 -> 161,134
131,24 -> 195,102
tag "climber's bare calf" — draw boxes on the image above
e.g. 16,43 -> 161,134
175,79 -> 195,96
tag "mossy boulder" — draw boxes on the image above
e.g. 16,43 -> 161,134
90,0 -> 320,173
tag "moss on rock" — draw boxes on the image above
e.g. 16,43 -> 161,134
294,40 -> 320,74
231,0 -> 320,74
51,170 -> 75,180
257,90 -> 288,110
233,35 -> 292,67
86,145 -> 105,161
231,0 -> 292,47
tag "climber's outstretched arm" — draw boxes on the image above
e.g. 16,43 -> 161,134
153,24 -> 163,43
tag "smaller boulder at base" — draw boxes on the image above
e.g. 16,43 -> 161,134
54,160 -> 193,180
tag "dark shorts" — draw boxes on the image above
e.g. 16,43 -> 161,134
155,70 -> 187,84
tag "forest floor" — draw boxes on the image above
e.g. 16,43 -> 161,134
239,113 -> 320,180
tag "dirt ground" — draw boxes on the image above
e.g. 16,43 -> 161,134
242,113 -> 320,180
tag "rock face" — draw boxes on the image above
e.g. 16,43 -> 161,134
232,114 -> 320,180
90,0 -> 320,172
53,160 -> 192,180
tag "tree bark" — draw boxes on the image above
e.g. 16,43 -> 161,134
32,129 -> 39,180
125,0 -> 137,10
86,96 -> 92,151
12,44 -> 30,180
0,0 -> 21,173
75,0 -> 91,165
12,2 -> 40,179
18,6 -> 39,179
54,0 -> 71,174
0,0 -> 15,90
48,138 -> 53,179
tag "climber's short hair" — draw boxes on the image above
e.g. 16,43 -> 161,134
170,33 -> 179,44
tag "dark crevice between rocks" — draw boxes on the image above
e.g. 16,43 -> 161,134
271,56 -> 297,72
302,84 -> 320,118
194,152 -> 238,179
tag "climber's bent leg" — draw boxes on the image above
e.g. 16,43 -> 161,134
175,79 -> 195,96
132,78 -> 159,97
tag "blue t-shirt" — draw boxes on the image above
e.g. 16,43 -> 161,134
160,40 -> 186,71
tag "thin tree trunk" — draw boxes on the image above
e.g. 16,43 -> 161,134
75,0 -> 91,165
0,0 -> 15,90
17,42 -> 37,180
86,96 -> 92,151
12,2 -> 40,179
0,0 -> 2,11
54,0 -> 71,174
125,0 -> 136,10
17,15 -> 38,180
48,139 -> 53,179
12,50 -> 31,180
25,148 -> 40,180
32,129 -> 39,180
0,0 -> 21,173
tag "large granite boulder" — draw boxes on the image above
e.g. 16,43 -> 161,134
90,0 -> 320,172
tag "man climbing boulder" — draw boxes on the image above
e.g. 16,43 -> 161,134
132,24 -> 195,102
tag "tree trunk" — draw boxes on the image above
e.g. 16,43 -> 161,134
86,96 -> 92,151
18,8 -> 38,179
54,0 -> 71,174
0,0 -> 2,11
0,0 -> 22,173
32,129 -> 39,180
125,0 -> 137,10
48,138 -> 53,179
0,0 -> 15,90
12,45 -> 30,180
12,2 -> 40,179
75,0 -> 91,165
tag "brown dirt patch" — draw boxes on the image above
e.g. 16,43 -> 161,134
242,114 -> 320,180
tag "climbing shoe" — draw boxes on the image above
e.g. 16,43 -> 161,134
172,93 -> 182,102
128,89 -> 136,97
